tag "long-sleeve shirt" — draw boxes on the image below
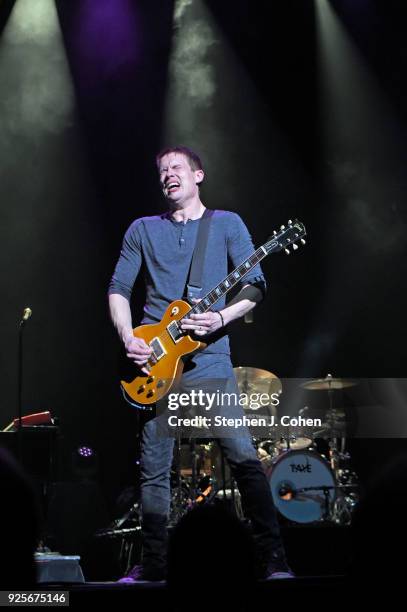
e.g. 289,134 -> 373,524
108,209 -> 266,354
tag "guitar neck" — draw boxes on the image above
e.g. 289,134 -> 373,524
179,219 -> 306,320
182,244 -> 269,319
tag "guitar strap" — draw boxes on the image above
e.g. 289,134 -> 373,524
185,208 -> 214,303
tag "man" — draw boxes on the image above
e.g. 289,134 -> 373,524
108,146 -> 292,581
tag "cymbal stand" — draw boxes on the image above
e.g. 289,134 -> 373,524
325,375 -> 341,476
324,376 -> 359,524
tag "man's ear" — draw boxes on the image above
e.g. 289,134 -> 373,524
195,169 -> 204,185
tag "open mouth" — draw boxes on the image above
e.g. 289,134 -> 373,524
165,181 -> 180,194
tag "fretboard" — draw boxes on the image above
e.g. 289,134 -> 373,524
181,244 -> 269,320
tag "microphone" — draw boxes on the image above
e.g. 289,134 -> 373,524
21,307 -> 32,324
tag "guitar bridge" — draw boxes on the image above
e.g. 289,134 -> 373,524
167,320 -> 184,343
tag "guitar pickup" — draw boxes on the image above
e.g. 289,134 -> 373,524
167,320 -> 184,343
149,337 -> 166,361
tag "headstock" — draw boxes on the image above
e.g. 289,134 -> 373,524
264,219 -> 306,255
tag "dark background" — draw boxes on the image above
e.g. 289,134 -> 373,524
1,0 -> 407,521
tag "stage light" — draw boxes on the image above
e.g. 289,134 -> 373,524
77,446 -> 94,458
161,0 -> 292,218
294,0 -> 407,377
72,445 -> 98,481
163,0 -> 217,147
3,0 -> 57,42
315,0 -> 405,254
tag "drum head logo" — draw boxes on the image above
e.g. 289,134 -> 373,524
289,462 -> 312,473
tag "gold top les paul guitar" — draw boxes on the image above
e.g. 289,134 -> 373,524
121,220 -> 306,408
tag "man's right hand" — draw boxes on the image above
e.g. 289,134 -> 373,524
124,335 -> 153,374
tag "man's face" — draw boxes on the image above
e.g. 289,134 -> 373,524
158,152 -> 204,204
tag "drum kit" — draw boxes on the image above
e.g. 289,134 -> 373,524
170,370 -> 359,526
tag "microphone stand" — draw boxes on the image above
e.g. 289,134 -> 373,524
17,308 -> 31,464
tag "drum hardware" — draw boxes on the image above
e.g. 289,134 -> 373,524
257,445 -> 270,460
170,437 -> 228,524
170,433 -> 210,524
170,371 -> 360,528
215,488 -> 244,518
326,449 -> 359,525
95,526 -> 141,538
327,408 -> 345,419
289,484 -> 336,520
256,439 -> 276,456
301,373 -> 354,452
111,502 -> 140,530
275,431 -> 313,452
95,525 -> 142,575
300,373 -> 360,523
170,438 -> 247,521
331,450 -> 360,524
254,438 -> 277,471
189,438 -> 200,502
95,511 -> 142,576
275,406 -> 314,452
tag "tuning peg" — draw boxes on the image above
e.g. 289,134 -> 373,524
284,248 -> 290,255
280,225 -> 285,230
288,219 -> 293,225
273,230 -> 277,236
301,238 -> 306,245
292,243 -> 299,250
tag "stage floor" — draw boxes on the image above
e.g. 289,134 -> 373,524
34,575 -> 350,608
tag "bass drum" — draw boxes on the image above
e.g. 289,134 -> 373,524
268,449 -> 336,523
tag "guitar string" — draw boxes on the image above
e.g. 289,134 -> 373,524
146,256 -> 263,364
150,247 -> 267,351
147,229 -> 302,361
141,226 -> 303,377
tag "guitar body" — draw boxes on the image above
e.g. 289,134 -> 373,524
121,300 -> 206,406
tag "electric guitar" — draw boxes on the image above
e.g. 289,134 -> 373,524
121,220 -> 306,408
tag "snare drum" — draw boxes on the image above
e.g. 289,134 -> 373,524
268,449 -> 336,523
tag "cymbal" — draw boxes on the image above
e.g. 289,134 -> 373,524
301,376 -> 357,391
233,367 -> 282,396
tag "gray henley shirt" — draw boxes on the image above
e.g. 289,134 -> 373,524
108,209 -> 266,354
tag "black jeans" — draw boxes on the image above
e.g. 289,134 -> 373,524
140,354 -> 284,573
